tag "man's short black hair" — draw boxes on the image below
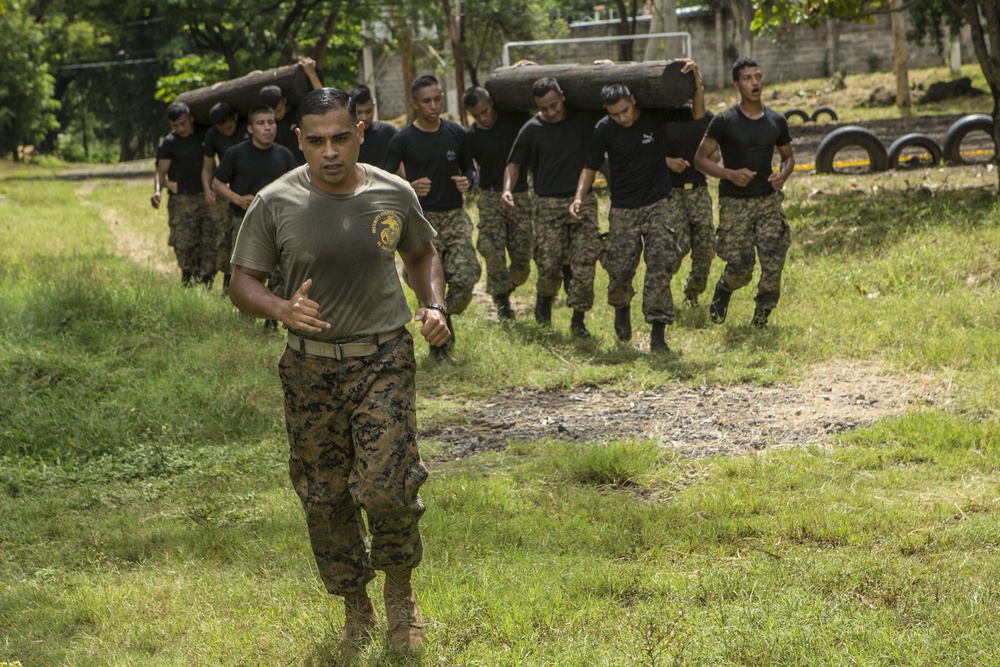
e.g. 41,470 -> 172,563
209,102 -> 236,126
166,101 -> 191,121
259,85 -> 284,108
410,75 -> 440,99
732,57 -> 760,81
463,86 -> 491,108
349,84 -> 373,105
531,77 -> 562,99
248,105 -> 275,123
298,87 -> 356,124
600,83 -> 631,107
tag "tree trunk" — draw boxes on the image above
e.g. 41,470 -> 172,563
613,0 -> 635,61
312,1 -> 343,67
173,64 -> 315,125
391,8 -> 416,123
484,60 -> 697,111
442,0 -> 468,126
889,0 -> 911,107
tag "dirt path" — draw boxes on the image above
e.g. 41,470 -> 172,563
423,360 -> 951,461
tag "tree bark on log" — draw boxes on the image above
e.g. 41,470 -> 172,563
483,60 -> 697,112
174,64 -> 313,125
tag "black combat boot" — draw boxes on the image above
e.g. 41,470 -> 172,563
709,281 -> 733,324
751,305 -> 772,328
614,305 -> 632,342
222,273 -> 231,296
494,292 -> 515,321
570,310 -> 591,338
650,322 -> 669,353
535,296 -> 553,326
201,273 -> 214,290
181,270 -> 194,287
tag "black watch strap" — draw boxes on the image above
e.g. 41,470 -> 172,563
424,302 -> 448,317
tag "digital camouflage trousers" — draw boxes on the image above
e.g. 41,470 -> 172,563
476,190 -> 534,297
670,186 -> 716,300
603,198 -> 681,324
166,193 -> 216,279
534,193 -> 601,311
278,331 -> 427,596
716,192 -> 791,309
424,208 -> 482,316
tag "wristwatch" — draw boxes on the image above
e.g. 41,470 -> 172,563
424,302 -> 448,317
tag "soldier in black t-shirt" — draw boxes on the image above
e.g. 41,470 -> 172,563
695,58 -> 795,328
202,102 -> 248,294
664,111 -> 716,310
259,58 -> 323,167
570,64 -> 703,353
151,101 -> 216,288
384,75 -> 481,359
349,84 -> 398,170
214,106 -> 299,328
464,86 -> 534,321
502,77 -> 604,337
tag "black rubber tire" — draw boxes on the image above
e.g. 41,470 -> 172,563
783,108 -> 810,123
811,106 -> 838,122
888,133 -> 944,169
815,126 -> 889,174
942,114 -> 996,165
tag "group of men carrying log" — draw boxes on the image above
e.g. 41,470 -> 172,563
147,55 -> 794,654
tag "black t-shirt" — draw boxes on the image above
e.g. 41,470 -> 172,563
156,126 -> 207,195
705,105 -> 791,198
203,123 -> 248,161
214,141 -> 299,215
384,119 -> 474,212
466,111 -> 531,192
585,107 -> 694,209
358,121 -> 398,170
663,111 -> 713,187
275,111 -> 305,166
507,109 -> 602,198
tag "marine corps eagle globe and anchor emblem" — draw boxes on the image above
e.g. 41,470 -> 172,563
372,211 -> 402,251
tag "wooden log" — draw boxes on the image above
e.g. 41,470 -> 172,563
174,64 -> 314,125
484,60 -> 696,112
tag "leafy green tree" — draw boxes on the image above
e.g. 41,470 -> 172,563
753,0 -> 999,192
461,0 -> 570,84
0,4 -> 60,160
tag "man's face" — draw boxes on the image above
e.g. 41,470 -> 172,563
734,66 -> 764,102
169,113 -> 195,138
273,98 -> 289,120
216,116 -> 238,137
248,112 -> 277,148
410,84 -> 443,124
535,90 -> 567,124
606,96 -> 639,128
296,108 -> 363,195
355,100 -> 376,130
468,97 -> 497,130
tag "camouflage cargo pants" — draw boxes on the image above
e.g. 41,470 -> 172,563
424,208 -> 482,316
167,193 -> 216,279
604,198 -> 680,324
476,190 -> 534,297
278,331 -> 427,596
670,186 -> 716,300
716,192 -> 791,309
534,194 -> 601,311
211,203 -> 234,276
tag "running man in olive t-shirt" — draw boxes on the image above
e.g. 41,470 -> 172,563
695,58 -> 794,328
229,87 -> 448,654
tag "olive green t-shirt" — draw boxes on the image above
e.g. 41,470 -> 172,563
232,164 -> 436,342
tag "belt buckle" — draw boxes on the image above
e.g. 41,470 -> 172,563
334,343 -> 344,360
684,183 -> 694,190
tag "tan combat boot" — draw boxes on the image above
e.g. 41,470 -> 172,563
383,569 -> 425,650
341,590 -> 378,651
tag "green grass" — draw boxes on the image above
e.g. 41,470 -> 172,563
2,143 -> 1000,664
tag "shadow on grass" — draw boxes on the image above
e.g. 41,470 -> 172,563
790,184 -> 998,258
